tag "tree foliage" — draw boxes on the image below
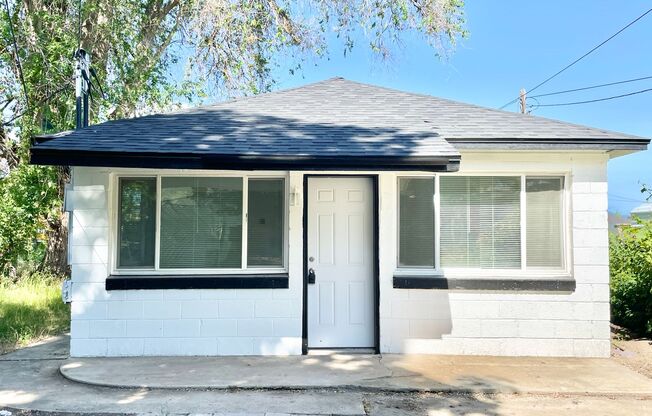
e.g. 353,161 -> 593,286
610,219 -> 652,337
0,0 -> 466,276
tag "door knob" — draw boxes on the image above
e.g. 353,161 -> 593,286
307,268 -> 316,284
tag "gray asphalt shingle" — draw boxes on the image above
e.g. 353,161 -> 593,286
33,78 -> 647,158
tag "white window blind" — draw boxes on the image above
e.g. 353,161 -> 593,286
526,177 -> 564,268
398,177 -> 435,267
440,176 -> 521,269
247,178 -> 285,267
117,177 -> 156,268
159,177 -> 243,269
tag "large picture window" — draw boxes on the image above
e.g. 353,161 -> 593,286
115,175 -> 286,271
398,175 -> 566,271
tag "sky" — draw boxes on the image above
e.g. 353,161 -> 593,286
257,0 -> 652,215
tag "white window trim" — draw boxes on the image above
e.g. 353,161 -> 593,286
395,172 -> 572,279
109,170 -> 289,275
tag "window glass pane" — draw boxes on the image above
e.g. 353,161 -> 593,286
526,177 -> 564,268
247,179 -> 284,267
160,177 -> 242,268
118,178 -> 156,268
440,176 -> 521,269
398,177 -> 435,267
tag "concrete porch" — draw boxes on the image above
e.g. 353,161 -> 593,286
60,352 -> 652,395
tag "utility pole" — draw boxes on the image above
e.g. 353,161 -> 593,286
519,88 -> 527,114
74,49 -> 90,129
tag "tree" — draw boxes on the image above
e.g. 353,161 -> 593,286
1,0 -> 467,276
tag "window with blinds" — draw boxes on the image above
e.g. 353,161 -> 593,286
398,175 -> 565,271
440,176 -> 521,269
398,177 -> 435,267
526,177 -> 564,268
116,175 -> 286,271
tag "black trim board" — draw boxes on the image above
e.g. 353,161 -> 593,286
30,148 -> 460,172
302,175 -> 381,355
106,274 -> 289,290
393,276 -> 576,292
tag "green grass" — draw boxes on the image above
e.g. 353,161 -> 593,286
0,275 -> 70,353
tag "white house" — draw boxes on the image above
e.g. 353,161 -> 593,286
631,202 -> 652,220
30,78 -> 649,358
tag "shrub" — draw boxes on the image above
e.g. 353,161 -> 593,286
610,219 -> 652,337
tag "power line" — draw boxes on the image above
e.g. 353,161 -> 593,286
499,7 -> 652,110
530,75 -> 652,98
535,87 -> 652,107
3,0 -> 29,107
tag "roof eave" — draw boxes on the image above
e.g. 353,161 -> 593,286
29,148 -> 461,173
447,137 -> 649,151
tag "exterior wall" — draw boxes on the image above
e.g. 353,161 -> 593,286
68,151 -> 610,357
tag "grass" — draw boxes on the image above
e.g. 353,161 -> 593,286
0,274 -> 70,354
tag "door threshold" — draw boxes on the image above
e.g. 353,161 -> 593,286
308,348 -> 376,355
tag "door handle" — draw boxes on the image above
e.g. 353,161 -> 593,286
307,268 -> 316,284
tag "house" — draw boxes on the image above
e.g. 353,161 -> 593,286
631,202 -> 652,220
30,78 -> 649,358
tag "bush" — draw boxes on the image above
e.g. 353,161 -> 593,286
610,219 -> 652,337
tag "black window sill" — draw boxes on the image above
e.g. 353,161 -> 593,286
393,275 -> 575,292
106,274 -> 289,290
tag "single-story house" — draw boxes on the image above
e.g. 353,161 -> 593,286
30,78 -> 649,358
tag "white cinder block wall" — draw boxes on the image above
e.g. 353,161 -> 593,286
69,151 -> 611,357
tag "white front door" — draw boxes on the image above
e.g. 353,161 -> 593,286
307,177 -> 375,348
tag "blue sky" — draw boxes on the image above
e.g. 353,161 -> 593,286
261,0 -> 651,215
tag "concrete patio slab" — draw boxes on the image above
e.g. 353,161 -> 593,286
59,353 -> 652,395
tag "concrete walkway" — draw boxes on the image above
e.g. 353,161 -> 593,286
61,352 -> 652,395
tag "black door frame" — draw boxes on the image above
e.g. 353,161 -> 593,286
302,174 -> 380,355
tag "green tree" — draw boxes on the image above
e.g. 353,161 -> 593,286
1,0 -> 466,276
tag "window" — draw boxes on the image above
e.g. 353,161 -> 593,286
115,175 -> 286,271
398,178 -> 435,267
397,175 -> 566,271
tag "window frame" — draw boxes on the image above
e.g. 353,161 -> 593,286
110,171 -> 289,275
395,172 -> 571,278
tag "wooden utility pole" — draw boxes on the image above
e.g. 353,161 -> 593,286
519,88 -> 527,114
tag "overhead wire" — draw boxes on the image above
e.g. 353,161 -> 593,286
498,7 -> 652,110
530,75 -> 652,98
534,88 -> 652,107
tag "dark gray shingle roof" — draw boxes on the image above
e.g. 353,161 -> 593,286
32,78 -> 648,164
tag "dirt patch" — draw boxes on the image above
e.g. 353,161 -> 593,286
612,325 -> 652,379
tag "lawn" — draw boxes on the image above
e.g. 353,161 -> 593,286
0,276 -> 70,354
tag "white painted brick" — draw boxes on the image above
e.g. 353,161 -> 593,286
73,282 -> 124,302
574,265 -> 609,284
572,193 -> 607,212
497,301 -> 539,320
126,290 -> 164,301
573,303 -> 594,320
254,300 -> 298,318
201,319 -> 238,337
554,320 -> 592,339
592,321 -> 611,340
573,247 -> 609,266
218,337 -> 254,355
408,320 -> 452,338
536,301 -> 573,320
518,320 -> 555,338
163,290 -> 201,301
143,301 -> 181,319
70,320 -> 90,339
89,320 -> 126,338
200,289 -> 237,300
573,211 -> 608,229
69,188 -> 106,210
70,245 -> 108,265
381,319 -> 410,339
593,302 -> 610,320
590,182 -> 608,193
237,319 -> 274,336
573,339 -> 610,357
573,229 -> 608,248
143,338 -> 181,356
180,338 -> 217,356
236,289 -> 273,299
591,284 -> 610,302
107,302 -> 143,319
73,209 -> 109,227
253,337 -> 302,355
163,320 -> 200,337
481,320 -> 518,338
126,320 -> 163,337
107,338 -> 144,356
571,182 -> 591,193
71,264 -> 108,283
450,319 -> 483,337
71,226 -> 108,246
272,319 -> 301,336
181,300 -> 218,319
218,300 -> 254,318
71,301 -> 107,320
71,338 -> 107,357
